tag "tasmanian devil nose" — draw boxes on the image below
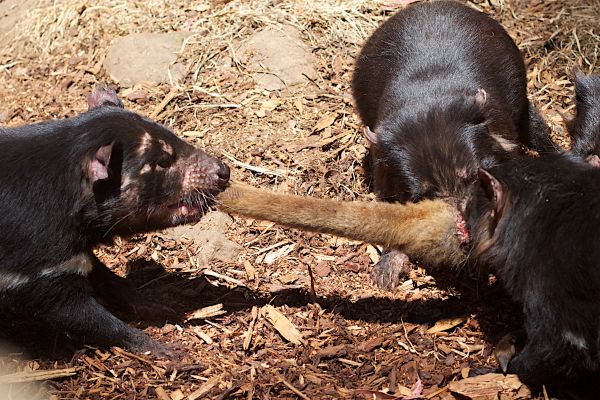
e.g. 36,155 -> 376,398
216,161 -> 230,183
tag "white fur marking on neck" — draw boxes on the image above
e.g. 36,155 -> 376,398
563,330 -> 588,350
490,134 -> 518,152
0,272 -> 30,291
39,253 -> 93,278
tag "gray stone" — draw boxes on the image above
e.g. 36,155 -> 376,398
161,211 -> 243,266
237,25 -> 317,91
0,0 -> 37,40
104,32 -> 187,87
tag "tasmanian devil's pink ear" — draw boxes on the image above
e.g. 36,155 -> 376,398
363,126 -> 378,144
473,88 -> 487,108
586,154 -> 600,168
477,168 -> 503,221
87,86 -> 124,111
88,143 -> 114,182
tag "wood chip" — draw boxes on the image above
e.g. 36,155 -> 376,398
243,259 -> 256,281
188,374 -> 223,400
203,269 -> 245,286
427,316 -> 467,334
316,344 -> 347,359
263,305 -> 303,345
243,306 -> 259,351
276,373 -> 311,400
448,373 -> 531,399
170,389 -> 185,400
357,336 -> 384,352
155,386 -> 171,400
191,326 -> 214,344
111,347 -> 153,365
0,367 -> 81,383
187,303 -> 226,321
313,112 -> 337,132
263,243 -> 295,265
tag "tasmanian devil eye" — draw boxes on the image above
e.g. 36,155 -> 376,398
156,155 -> 173,169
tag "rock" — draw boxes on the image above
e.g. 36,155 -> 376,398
0,0 -> 37,40
161,211 -> 242,266
104,32 -> 187,86
237,25 -> 317,91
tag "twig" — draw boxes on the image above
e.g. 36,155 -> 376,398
275,373 -> 311,400
150,89 -> 180,120
306,263 -> 318,304
221,151 -> 287,177
203,269 -> 245,286
243,306 -> 259,351
111,346 -> 153,365
0,367 -> 82,383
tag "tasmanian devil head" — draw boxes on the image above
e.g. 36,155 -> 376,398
366,89 -> 515,206
82,87 -> 230,240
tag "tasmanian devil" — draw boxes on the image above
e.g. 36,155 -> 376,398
467,153 -> 600,384
566,67 -> 600,167
0,86 -> 230,356
352,0 -> 555,289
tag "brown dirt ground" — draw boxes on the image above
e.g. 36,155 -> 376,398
0,0 -> 598,399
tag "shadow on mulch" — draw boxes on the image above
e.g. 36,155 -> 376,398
1,260 -> 598,398
0,258 -> 519,359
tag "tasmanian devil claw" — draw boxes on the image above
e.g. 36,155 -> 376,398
495,332 -> 517,374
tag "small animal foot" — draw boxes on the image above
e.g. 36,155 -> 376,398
370,250 -> 412,290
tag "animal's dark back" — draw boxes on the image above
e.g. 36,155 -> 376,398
352,1 -> 526,129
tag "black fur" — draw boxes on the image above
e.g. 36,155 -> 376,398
0,90 -> 229,355
352,0 -> 554,288
467,154 -> 600,384
568,70 -> 600,161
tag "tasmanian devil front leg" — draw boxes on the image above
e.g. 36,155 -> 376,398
87,253 -> 175,319
4,255 -> 160,353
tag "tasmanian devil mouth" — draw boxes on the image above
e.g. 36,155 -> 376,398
165,191 -> 218,218
167,203 -> 204,216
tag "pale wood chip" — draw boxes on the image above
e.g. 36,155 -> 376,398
243,306 -> 259,351
187,303 -> 226,321
0,367 -> 81,383
427,316 -> 467,334
263,305 -> 304,345
448,373 -> 531,400
313,112 -> 337,132
188,374 -> 223,400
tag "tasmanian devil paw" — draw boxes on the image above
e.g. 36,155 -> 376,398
125,333 -> 186,360
370,250 -> 412,290
144,341 -> 186,360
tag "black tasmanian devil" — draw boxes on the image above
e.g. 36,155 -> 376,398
467,154 -> 600,384
352,0 -> 555,289
0,87 -> 230,355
